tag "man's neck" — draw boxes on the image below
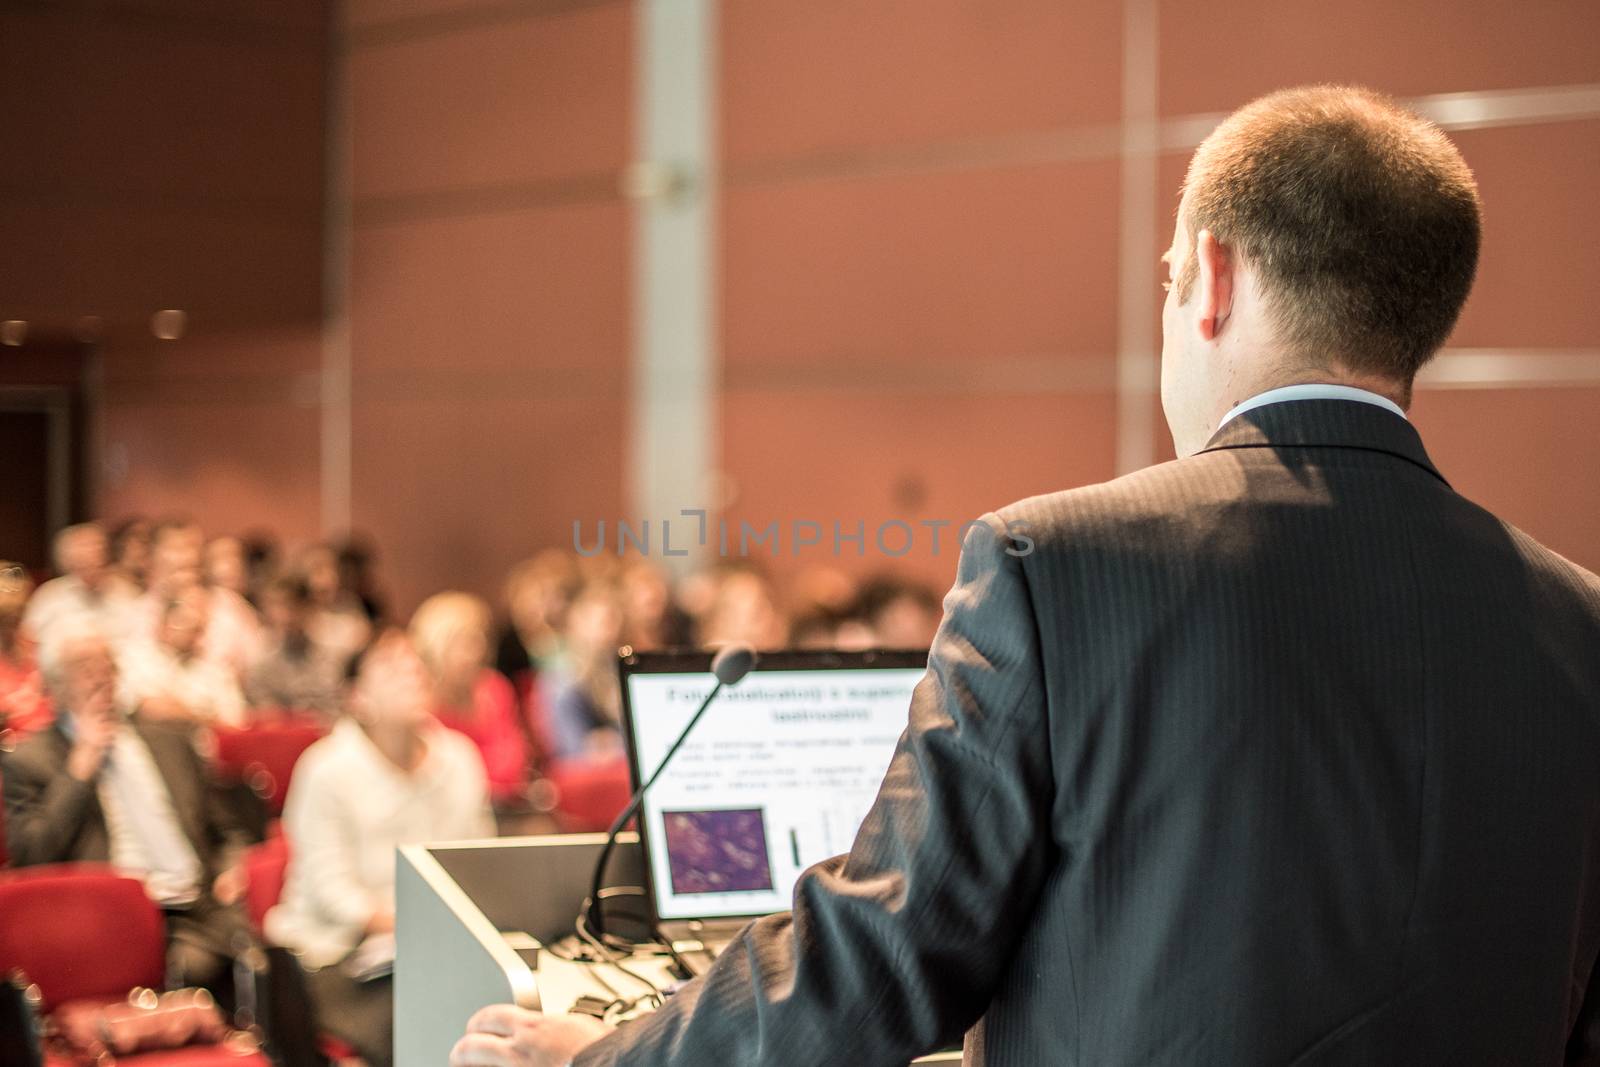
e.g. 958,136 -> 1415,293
363,720 -> 425,773
1214,367 -> 1408,430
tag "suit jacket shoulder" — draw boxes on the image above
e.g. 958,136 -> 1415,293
2,724 -> 106,866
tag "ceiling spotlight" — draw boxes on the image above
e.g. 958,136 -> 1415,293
151,309 -> 187,341
0,320 -> 26,347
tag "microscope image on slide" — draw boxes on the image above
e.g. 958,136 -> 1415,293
663,808 -> 776,895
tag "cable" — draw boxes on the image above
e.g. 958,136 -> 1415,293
574,909 -> 666,1007
579,886 -> 670,955
650,924 -> 697,980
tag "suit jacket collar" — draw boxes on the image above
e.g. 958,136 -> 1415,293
1198,398 -> 1450,488
48,715 -> 213,867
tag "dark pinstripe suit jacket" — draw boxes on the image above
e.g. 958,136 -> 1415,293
575,399 -> 1600,1067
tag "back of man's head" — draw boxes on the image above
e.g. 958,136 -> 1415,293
1179,85 -> 1481,386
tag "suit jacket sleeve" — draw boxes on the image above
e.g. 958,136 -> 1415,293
187,726 -> 253,874
1,736 -> 100,867
573,513 -> 1056,1067
1567,960 -> 1600,1065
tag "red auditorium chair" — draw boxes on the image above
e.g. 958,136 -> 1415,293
0,769 -> 10,869
547,756 -> 632,833
2,730 -> 14,867
242,835 -> 291,934
211,716 -> 327,821
0,863 -> 270,1067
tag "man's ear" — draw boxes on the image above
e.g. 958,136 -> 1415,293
1194,228 -> 1233,342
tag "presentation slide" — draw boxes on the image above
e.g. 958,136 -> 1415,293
627,667 -> 924,920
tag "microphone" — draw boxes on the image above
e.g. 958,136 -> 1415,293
584,643 -> 759,940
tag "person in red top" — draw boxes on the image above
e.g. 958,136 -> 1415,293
410,591 -> 528,810
0,563 -> 53,740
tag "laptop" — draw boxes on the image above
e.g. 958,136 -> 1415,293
617,647 -> 928,966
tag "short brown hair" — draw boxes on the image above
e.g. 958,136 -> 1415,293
1178,85 -> 1481,385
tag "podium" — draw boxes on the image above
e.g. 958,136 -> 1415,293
394,833 -> 962,1066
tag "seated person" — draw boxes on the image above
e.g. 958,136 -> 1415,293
0,563 -> 53,739
266,630 -> 493,1067
203,536 -> 251,601
119,586 -> 246,728
493,551 -> 580,686
854,574 -> 944,649
296,543 -> 372,664
22,523 -> 138,655
696,565 -> 788,650
410,591 -> 527,807
103,516 -> 152,600
540,581 -> 626,761
136,519 -> 261,680
245,575 -> 345,720
1,625 -> 253,997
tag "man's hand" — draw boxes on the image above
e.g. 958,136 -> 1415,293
66,708 -> 117,781
212,863 -> 247,906
450,1005 -> 612,1067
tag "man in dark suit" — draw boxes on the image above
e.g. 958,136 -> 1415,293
453,86 -> 1600,1066
2,625 -> 253,994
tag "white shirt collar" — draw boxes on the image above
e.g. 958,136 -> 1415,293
1217,383 -> 1407,432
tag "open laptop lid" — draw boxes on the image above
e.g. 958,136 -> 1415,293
617,648 -> 928,925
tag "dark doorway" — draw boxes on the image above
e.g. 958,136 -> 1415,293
0,337 -> 91,576
0,409 -> 53,570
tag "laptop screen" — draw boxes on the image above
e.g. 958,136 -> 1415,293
618,649 -> 928,923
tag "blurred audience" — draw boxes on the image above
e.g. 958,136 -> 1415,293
139,518 -> 260,678
203,535 -> 250,600
619,559 -> 691,650
267,630 -> 493,1067
699,564 -> 789,650
104,516 -> 152,599
246,575 -> 345,719
2,624 -> 253,997
542,581 -> 626,761
142,518 -> 200,603
789,608 -> 841,650
2,504 -> 960,1062
494,550 -> 580,681
0,563 -> 52,739
336,534 -> 389,628
119,586 -> 247,728
22,523 -> 136,654
298,543 -> 372,664
240,529 -> 281,608
410,592 -> 527,808
2,510 -> 958,1045
788,563 -> 860,619
855,575 -> 944,649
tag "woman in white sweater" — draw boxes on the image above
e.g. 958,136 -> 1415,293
268,630 -> 494,1067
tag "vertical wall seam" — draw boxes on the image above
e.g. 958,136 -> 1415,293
321,0 -> 354,535
629,0 -> 717,571
1115,0 -> 1161,475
